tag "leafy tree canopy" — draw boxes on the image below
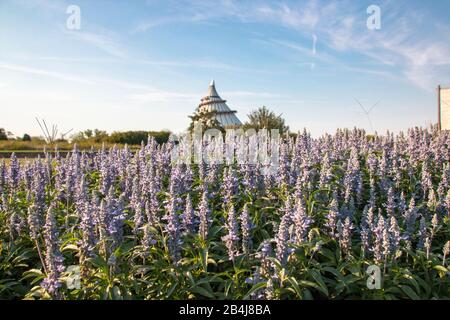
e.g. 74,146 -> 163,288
243,106 -> 289,135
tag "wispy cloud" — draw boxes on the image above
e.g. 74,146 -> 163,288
0,63 -> 96,85
63,30 -> 129,60
10,0 -> 67,12
129,89 -> 284,104
129,91 -> 199,103
136,58 -> 278,74
0,62 -> 157,91
246,0 -> 450,90
147,0 -> 450,90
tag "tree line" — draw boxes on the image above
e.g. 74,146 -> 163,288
1,106 -> 288,146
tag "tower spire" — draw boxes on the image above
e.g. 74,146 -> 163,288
197,80 -> 242,128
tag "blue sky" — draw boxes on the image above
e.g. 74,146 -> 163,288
1,0 -> 450,137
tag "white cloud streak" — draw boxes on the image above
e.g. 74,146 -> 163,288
137,0 -> 450,90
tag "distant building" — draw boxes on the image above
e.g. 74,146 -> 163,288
438,85 -> 450,130
197,80 -> 242,129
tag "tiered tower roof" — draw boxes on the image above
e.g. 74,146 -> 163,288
198,80 -> 242,128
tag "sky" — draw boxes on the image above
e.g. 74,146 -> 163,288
1,0 -> 450,137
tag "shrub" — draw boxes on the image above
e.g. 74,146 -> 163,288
0,128 -> 7,141
108,131 -> 171,145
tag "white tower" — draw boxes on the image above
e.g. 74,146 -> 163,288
197,80 -> 242,128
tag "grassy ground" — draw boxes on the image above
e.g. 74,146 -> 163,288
0,141 -> 140,160
0,140 -> 124,151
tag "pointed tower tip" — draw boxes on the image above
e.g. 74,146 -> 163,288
210,79 -> 215,86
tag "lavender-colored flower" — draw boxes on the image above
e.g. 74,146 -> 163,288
27,204 -> 42,241
398,192 -> 407,214
164,198 -> 181,264
258,240 -> 272,278
97,190 -> 126,261
198,190 -> 211,241
182,194 -> 196,234
240,203 -> 253,255
76,179 -> 96,261
275,211 -> 291,266
373,214 -> 385,265
222,205 -> 240,261
248,241 -> 273,300
421,161 -> 433,196
385,187 -> 396,217
431,213 -> 439,237
417,216 -> 427,250
388,216 -> 401,259
443,241 -> 450,265
9,211 -> 24,240
446,190 -> 450,214
141,224 -> 156,256
403,197 -> 418,239
108,193 -> 126,247
424,237 -> 431,260
427,188 -> 437,211
278,141 -> 291,188
97,199 -> 110,253
338,217 -> 353,258
99,158 -> 112,196
31,167 -> 46,213
131,177 -> 144,235
319,152 -> 332,188
382,219 -> 391,263
360,206 -> 373,256
265,277 -> 275,300
292,199 -> 312,245
368,177 -> 377,208
8,153 -> 20,190
41,205 -> 64,299
0,160 -> 6,191
343,147 -> 361,204
325,197 -> 339,237
242,164 -> 256,193
360,224 -> 370,257
221,167 -> 238,207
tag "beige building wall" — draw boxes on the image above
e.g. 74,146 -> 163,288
441,87 -> 450,130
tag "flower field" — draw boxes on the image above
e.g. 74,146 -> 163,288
0,127 -> 449,300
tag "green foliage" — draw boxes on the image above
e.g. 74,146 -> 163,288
244,106 -> 289,135
71,129 -> 108,143
0,128 -> 8,141
108,131 -> 171,145
0,135 -> 449,300
22,134 -> 31,142
188,109 -> 222,132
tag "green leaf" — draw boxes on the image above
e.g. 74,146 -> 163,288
243,282 -> 266,300
308,270 -> 329,297
166,282 -> 178,298
200,248 -> 208,272
286,277 -> 302,299
61,244 -> 79,252
400,285 -> 420,300
190,286 -> 215,299
433,265 -> 449,277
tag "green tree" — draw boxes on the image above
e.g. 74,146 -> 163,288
72,129 -> 109,143
188,108 -> 222,132
22,134 -> 31,141
0,128 -> 7,140
243,106 -> 289,134
83,129 -> 93,138
108,131 -> 171,145
93,129 -> 108,142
